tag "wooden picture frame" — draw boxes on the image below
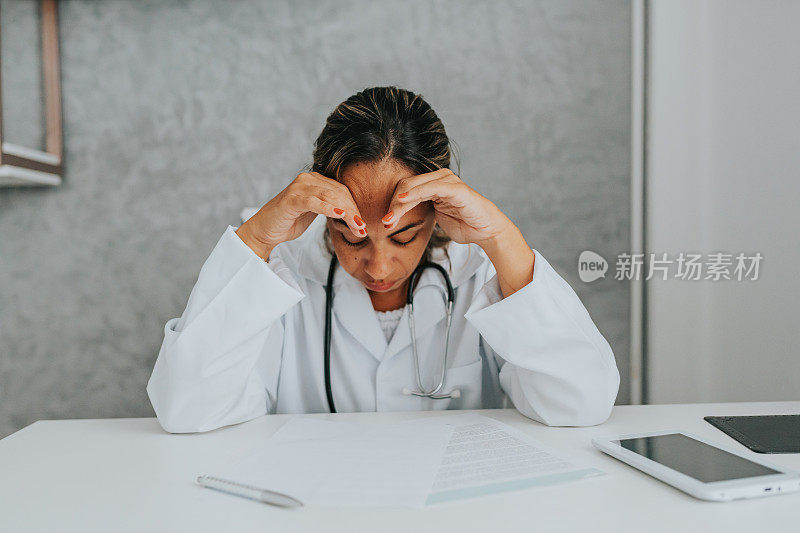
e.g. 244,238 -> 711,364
0,0 -> 63,186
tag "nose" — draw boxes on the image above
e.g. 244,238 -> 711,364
364,251 -> 393,282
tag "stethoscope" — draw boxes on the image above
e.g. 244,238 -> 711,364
324,254 -> 460,413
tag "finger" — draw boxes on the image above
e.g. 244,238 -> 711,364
322,188 -> 368,238
305,175 -> 367,237
396,168 -> 455,189
387,169 -> 454,203
324,202 -> 365,238
382,169 -> 457,227
382,178 -> 460,229
303,196 -> 345,221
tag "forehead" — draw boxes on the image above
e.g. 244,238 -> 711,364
340,159 -> 422,220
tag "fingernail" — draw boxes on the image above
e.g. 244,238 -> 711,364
360,228 -> 366,235
333,208 -> 344,215
382,211 -> 394,223
354,215 -> 364,226
398,192 -> 408,199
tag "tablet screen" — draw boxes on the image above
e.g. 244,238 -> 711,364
619,433 -> 780,483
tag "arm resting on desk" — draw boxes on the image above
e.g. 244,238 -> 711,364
464,249 -> 620,427
146,226 -> 305,433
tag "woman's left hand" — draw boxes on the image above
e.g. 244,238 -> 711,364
381,168 -> 512,247
383,168 -> 536,298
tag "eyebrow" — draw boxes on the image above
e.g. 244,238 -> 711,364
333,218 -> 425,237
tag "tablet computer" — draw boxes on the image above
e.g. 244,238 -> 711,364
704,415 -> 800,453
592,430 -> 800,501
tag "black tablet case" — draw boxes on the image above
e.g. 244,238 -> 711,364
704,415 -> 800,454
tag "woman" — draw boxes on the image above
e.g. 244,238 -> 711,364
147,86 -> 620,433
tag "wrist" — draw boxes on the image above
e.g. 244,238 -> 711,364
476,220 -> 535,298
235,223 -> 275,261
476,218 -> 518,259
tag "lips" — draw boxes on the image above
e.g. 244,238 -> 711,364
365,280 -> 395,291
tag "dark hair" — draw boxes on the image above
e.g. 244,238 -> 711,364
313,86 -> 455,264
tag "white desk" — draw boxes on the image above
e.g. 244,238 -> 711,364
1,401 -> 798,532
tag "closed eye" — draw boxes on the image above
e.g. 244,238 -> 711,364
342,235 -> 417,247
333,217 -> 424,238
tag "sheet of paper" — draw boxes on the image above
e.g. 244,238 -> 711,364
214,418 -> 453,508
207,414 -> 603,508
425,414 -> 604,504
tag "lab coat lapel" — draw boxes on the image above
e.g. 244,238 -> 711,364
331,267 -> 389,361
293,218 -> 389,361
384,267 -> 448,362
383,244 -> 489,362
330,261 -> 451,364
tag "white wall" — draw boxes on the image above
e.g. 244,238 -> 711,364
647,0 -> 800,403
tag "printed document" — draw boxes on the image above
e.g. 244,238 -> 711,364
425,414 -> 603,504
209,413 -> 603,507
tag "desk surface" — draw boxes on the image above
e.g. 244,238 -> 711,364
2,401 -> 799,532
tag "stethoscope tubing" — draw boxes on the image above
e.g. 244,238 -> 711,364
324,254 -> 338,413
324,254 -> 456,413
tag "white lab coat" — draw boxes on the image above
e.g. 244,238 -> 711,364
147,216 -> 620,433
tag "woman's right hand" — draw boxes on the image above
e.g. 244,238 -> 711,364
236,172 -> 367,260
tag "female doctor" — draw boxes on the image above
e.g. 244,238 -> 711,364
146,86 -> 620,434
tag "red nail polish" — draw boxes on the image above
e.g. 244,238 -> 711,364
354,215 -> 364,226
398,192 -> 408,199
333,208 -> 344,215
382,211 -> 394,222
360,228 -> 366,235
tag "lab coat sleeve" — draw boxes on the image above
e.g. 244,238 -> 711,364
146,225 -> 306,433
463,248 -> 620,427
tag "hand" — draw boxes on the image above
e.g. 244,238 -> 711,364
236,172 -> 366,260
381,168 -> 512,246
383,168 -> 536,298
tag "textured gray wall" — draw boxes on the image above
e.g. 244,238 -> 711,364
0,0 -> 631,438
